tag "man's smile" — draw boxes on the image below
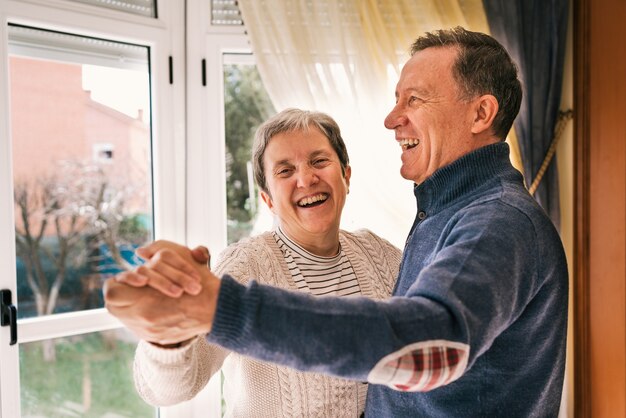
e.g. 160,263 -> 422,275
398,138 -> 419,151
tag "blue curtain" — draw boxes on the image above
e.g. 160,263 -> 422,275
481,0 -> 569,229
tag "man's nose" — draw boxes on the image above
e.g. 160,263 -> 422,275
384,105 -> 407,130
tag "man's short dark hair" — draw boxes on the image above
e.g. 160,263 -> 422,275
411,26 -> 522,140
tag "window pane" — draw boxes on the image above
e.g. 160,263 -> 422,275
65,0 -> 156,18
223,62 -> 275,244
9,25 -> 153,319
211,0 -> 243,26
20,329 -> 156,417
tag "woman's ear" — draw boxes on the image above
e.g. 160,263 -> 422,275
260,190 -> 275,213
471,94 -> 499,135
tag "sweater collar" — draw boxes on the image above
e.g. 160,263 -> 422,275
413,142 -> 520,214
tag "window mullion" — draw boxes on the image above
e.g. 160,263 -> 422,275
17,310 -> 121,344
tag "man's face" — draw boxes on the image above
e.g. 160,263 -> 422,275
384,46 -> 481,185
260,127 -> 351,245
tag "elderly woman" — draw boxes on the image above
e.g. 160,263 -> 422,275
119,108 -> 401,417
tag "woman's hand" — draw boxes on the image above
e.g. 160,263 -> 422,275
104,264 -> 221,345
114,241 -> 211,298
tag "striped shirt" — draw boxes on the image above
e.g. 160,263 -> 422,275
273,227 -> 361,297
273,227 -> 368,410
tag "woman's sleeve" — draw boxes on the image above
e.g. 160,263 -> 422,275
133,336 -> 229,406
132,242 -> 258,406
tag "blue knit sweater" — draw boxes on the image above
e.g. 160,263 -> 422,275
208,142 -> 568,417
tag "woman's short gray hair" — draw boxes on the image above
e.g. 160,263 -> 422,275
252,108 -> 350,193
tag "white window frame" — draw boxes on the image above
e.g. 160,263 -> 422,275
177,2 -> 251,415
0,0 -> 186,416
186,0 -> 249,254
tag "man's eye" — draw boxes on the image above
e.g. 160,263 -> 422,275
408,96 -> 418,105
276,168 -> 292,176
313,159 -> 329,166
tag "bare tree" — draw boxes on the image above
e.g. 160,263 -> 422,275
14,160 -> 149,361
66,161 -> 139,272
15,176 -> 86,361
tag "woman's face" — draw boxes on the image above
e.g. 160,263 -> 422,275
260,127 -> 351,249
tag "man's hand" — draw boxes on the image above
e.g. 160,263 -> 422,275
116,241 -> 211,298
103,240 -> 221,345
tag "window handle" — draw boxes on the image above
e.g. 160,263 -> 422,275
202,58 -> 207,86
1,289 -> 17,345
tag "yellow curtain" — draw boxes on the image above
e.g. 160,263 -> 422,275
359,0 -> 489,78
238,0 -> 497,246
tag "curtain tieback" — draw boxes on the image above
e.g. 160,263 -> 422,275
528,109 -> 574,195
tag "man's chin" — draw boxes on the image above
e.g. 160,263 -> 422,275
399,169 -> 421,184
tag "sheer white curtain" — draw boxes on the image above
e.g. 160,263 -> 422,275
239,0 -> 488,247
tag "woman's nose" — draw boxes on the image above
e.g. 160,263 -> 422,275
296,167 -> 319,188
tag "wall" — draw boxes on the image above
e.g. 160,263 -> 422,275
575,0 -> 626,415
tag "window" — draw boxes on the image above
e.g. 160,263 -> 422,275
9,23 -> 153,316
20,329 -> 152,417
171,1 -> 277,411
93,143 -> 115,162
211,0 -> 243,26
66,0 -> 157,18
8,22 -> 154,416
1,0 -> 260,416
223,58 -> 275,244
0,2 -> 184,417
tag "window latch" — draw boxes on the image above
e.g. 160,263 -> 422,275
1,289 -> 17,345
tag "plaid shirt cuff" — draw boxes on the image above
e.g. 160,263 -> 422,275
367,340 -> 469,392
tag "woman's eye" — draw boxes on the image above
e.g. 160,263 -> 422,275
276,168 -> 292,176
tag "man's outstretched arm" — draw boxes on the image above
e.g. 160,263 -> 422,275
105,228 -> 530,394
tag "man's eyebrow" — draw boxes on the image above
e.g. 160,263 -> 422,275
402,86 -> 429,96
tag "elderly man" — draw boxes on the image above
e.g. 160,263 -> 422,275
105,27 -> 568,417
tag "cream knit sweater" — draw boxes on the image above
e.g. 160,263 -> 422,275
133,229 -> 401,417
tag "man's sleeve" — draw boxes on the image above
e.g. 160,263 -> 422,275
207,203 -> 539,392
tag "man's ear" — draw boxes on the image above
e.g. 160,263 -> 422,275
344,165 -> 352,191
471,94 -> 499,135
260,190 -> 275,213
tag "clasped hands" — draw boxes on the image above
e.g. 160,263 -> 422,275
103,240 -> 221,346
